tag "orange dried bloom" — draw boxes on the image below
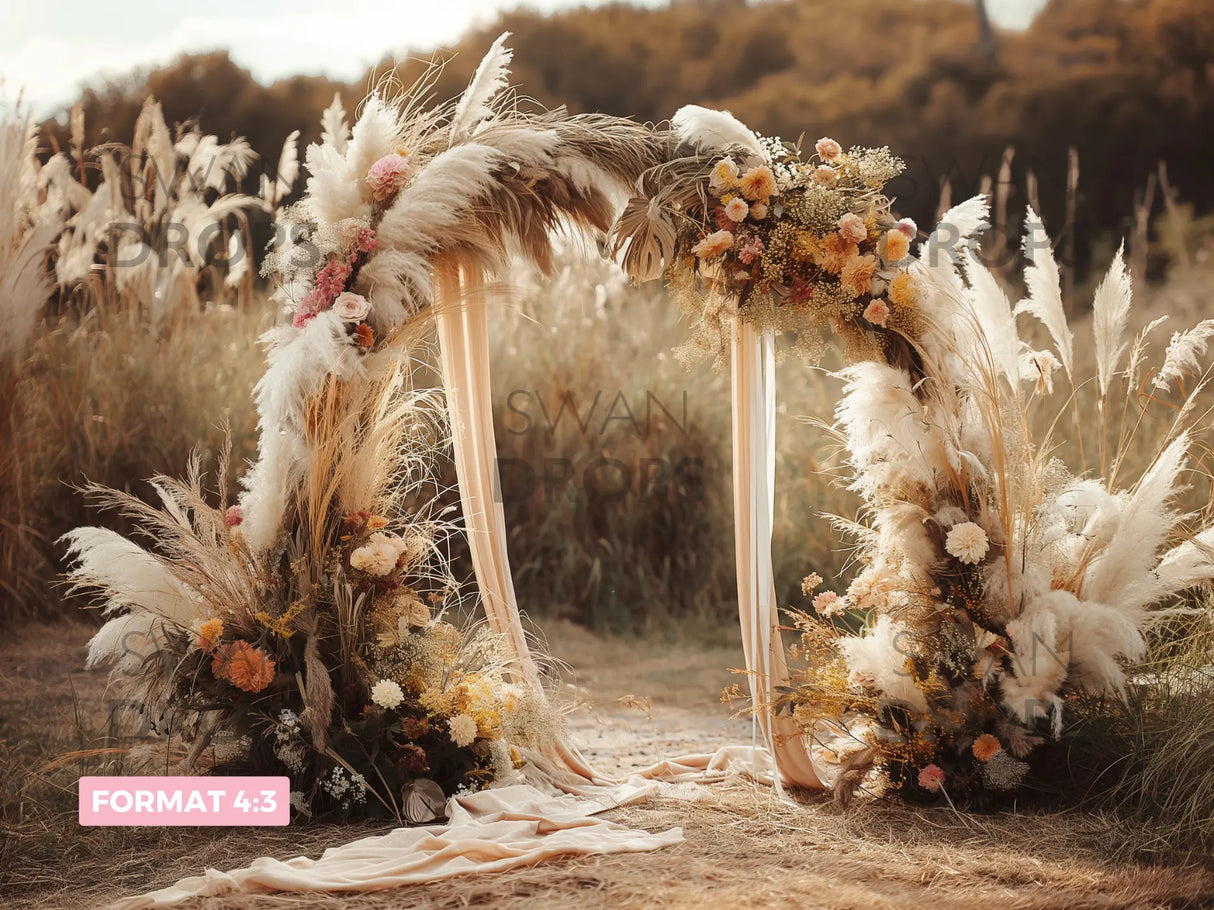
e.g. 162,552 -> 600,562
972,733 -> 1002,762
882,229 -> 911,263
840,254 -> 877,296
354,324 -> 375,347
815,233 -> 858,274
738,165 -> 776,202
194,618 -> 224,652
212,640 -> 277,693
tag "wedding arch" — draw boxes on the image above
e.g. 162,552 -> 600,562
66,35 -> 1214,907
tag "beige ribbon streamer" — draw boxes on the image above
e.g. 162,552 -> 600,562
730,319 -> 824,790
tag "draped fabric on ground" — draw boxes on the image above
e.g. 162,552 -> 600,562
107,784 -> 684,910
730,320 -> 823,790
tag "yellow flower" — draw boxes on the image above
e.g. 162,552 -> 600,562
709,157 -> 740,191
792,230 -> 822,261
194,618 -> 224,652
888,272 -> 919,307
367,515 -> 389,530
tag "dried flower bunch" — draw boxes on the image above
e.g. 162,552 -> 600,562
616,105 -> 1214,807
613,107 -> 920,366
787,199 -> 1214,805
64,35 -> 666,822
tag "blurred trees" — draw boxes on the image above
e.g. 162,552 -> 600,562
41,0 -> 1214,278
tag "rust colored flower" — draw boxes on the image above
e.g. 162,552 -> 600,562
882,229 -> 911,264
212,640 -> 277,693
354,324 -> 375,348
972,734 -> 1002,762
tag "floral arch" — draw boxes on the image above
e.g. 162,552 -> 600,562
67,35 -> 1214,906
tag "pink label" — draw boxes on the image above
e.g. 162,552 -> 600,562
79,776 -> 290,826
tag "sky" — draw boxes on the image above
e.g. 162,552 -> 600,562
1,0 -> 1051,116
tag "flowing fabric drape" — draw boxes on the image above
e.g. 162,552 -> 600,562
433,260 -> 597,781
729,319 -> 823,790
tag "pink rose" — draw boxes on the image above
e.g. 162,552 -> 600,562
366,154 -> 412,202
815,137 -> 842,162
333,292 -> 371,323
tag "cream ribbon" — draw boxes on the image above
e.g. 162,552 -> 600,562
730,319 -> 824,790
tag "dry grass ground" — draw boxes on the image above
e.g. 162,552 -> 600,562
2,619 -> 1212,910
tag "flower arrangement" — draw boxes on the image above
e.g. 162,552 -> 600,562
613,107 -> 921,366
783,201 -> 1214,806
618,106 -> 1214,807
64,36 -> 665,822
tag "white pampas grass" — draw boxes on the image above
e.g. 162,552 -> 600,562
262,130 -> 300,208
0,112 -> 60,370
61,527 -> 204,670
958,249 -> 1024,388
1015,209 -> 1073,380
239,312 -> 359,551
840,616 -> 928,712
1154,319 -> 1214,392
671,105 -> 766,161
449,32 -> 514,143
1092,243 -> 1133,400
1083,433 -> 1192,613
320,93 -> 351,154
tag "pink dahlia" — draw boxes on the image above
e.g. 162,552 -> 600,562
366,153 -> 412,202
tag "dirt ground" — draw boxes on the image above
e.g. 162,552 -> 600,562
2,619 -> 1213,910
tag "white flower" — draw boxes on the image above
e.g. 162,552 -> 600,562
448,713 -> 478,747
723,197 -> 749,222
333,291 -> 371,322
945,522 -> 990,565
350,532 -> 408,575
371,678 -> 404,710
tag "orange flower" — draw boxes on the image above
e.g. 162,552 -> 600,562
840,254 -> 877,296
212,640 -> 277,693
815,233 -> 858,274
882,229 -> 911,263
738,165 -> 776,202
972,733 -> 1002,762
194,618 -> 224,652
354,324 -> 375,347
